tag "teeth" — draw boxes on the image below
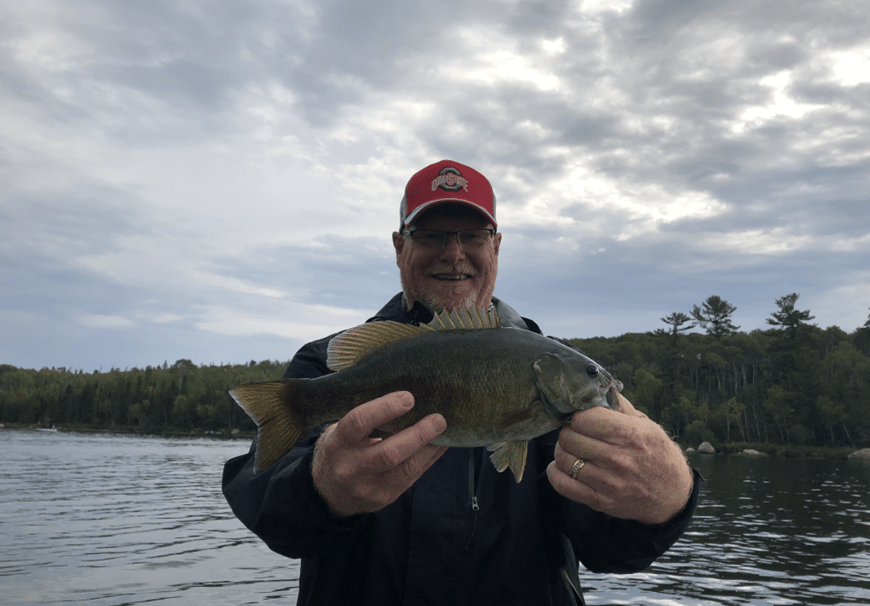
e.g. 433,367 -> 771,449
435,275 -> 469,281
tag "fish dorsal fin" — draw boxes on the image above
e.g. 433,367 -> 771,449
326,321 -> 434,371
327,308 -> 500,371
429,307 -> 501,331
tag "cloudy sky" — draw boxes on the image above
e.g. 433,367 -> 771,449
2,0 -> 869,373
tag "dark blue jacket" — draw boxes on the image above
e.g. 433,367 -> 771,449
223,293 -> 700,605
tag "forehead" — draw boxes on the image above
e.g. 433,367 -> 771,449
411,203 -> 493,230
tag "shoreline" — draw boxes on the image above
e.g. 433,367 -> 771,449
0,423 -> 256,440
3,423 -> 865,459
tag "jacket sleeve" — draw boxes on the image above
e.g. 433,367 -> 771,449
560,467 -> 703,573
536,329 -> 702,572
221,335 -> 371,559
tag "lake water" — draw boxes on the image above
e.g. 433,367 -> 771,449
1,429 -> 868,605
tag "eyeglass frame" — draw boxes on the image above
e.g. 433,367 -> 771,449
401,228 -> 497,249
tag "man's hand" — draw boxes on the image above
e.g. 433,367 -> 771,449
546,394 -> 693,525
312,391 -> 448,518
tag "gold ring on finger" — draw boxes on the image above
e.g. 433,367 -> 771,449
568,458 -> 587,479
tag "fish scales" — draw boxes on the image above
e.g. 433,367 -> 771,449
298,328 -> 549,443
230,308 -> 622,482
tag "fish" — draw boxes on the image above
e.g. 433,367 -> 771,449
230,308 -> 622,482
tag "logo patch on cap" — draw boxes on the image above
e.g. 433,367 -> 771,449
431,167 -> 468,193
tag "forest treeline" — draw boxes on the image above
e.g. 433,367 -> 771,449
2,294 -> 869,449
0,358 -> 286,436
568,295 -> 870,449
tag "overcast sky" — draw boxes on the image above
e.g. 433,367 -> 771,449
2,0 -> 869,373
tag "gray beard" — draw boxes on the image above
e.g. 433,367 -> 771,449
400,277 -> 482,313
413,290 -> 479,314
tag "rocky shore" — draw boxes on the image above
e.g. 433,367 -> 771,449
686,441 -> 868,460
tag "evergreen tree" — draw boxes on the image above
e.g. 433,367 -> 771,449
766,293 -> 815,338
854,308 -> 870,356
691,295 -> 740,339
659,312 -> 696,338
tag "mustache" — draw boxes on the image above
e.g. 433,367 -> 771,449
429,263 -> 476,276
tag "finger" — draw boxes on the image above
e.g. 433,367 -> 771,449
549,455 -> 625,511
552,444 -> 595,481
366,413 -> 447,474
556,422 -> 610,464
388,443 -> 449,484
546,460 -> 605,507
568,406 -> 641,447
332,392 -> 415,447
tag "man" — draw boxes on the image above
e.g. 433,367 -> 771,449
223,160 -> 701,605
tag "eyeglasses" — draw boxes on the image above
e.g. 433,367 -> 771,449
404,228 -> 496,248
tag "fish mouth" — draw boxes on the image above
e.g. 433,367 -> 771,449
606,380 -> 623,409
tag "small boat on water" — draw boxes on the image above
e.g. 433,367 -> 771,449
35,426 -> 58,432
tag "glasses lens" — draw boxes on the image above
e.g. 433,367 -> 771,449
458,230 -> 491,246
409,229 -> 492,247
410,230 -> 446,246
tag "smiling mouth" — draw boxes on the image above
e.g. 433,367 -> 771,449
432,274 -> 471,281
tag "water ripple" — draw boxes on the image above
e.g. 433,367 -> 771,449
2,430 -> 868,605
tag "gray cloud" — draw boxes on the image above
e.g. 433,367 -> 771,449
1,0 -> 868,372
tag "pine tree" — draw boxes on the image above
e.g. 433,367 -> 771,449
766,293 -> 815,338
691,295 -> 740,338
659,312 -> 696,338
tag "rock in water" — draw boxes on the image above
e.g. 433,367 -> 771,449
847,448 -> 870,460
697,441 -> 715,454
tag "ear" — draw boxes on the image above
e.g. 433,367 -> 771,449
493,231 -> 502,256
392,231 -> 405,265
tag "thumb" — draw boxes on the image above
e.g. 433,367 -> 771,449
615,394 -> 648,419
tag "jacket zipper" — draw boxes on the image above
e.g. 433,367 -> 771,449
465,448 -> 481,551
469,448 -> 480,512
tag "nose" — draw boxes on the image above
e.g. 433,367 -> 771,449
439,232 -> 466,261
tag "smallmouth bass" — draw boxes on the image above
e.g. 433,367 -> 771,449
230,308 -> 622,482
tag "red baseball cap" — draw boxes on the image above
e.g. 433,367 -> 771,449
399,160 -> 497,229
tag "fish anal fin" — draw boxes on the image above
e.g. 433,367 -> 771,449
488,440 -> 529,483
326,321 -> 433,371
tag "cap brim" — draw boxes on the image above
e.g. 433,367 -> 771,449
403,199 -> 497,228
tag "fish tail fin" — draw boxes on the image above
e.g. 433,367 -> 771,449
229,380 -> 308,473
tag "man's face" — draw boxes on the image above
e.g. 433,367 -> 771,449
392,204 -> 501,313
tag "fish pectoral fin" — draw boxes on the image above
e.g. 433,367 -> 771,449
488,440 -> 529,483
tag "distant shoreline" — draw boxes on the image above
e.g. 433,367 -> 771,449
3,423 -> 863,459
0,423 -> 256,440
